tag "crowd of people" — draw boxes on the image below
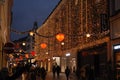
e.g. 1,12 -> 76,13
0,62 -> 47,80
0,62 -> 30,80
0,61 -> 74,80
27,65 -> 47,80
52,63 -> 61,78
52,62 -> 71,80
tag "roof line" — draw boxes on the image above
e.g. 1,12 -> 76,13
41,0 -> 62,25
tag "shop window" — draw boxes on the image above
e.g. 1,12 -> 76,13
111,18 -> 120,39
115,0 -> 120,11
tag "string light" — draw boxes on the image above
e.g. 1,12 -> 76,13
11,28 -> 109,38
29,31 -> 34,36
22,42 -> 26,46
86,33 -> 91,37
11,0 -> 109,61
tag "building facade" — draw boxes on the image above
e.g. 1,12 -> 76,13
35,0 -> 110,74
0,0 -> 13,69
109,0 -> 120,79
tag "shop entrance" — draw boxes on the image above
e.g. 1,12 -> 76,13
113,44 -> 120,80
77,43 -> 107,79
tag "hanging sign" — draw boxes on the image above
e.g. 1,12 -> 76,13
3,42 -> 15,54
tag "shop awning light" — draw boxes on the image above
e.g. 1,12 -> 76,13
114,45 -> 120,50
66,53 -> 70,56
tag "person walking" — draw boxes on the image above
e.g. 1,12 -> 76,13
52,65 -> 56,78
0,63 -> 31,80
65,66 -> 71,80
56,65 -> 61,78
41,67 -> 47,80
30,66 -> 36,80
35,66 -> 41,79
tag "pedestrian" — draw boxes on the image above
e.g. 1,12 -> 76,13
30,66 -> 36,80
56,65 -> 61,78
65,66 -> 70,80
41,67 -> 47,80
52,65 -> 56,78
0,67 -> 9,80
35,66 -> 41,78
0,63 -> 31,80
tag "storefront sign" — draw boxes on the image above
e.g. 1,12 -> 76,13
114,45 -> 120,50
3,42 -> 15,54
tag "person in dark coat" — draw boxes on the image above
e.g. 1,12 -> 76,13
52,65 -> 56,78
65,66 -> 71,80
30,66 -> 36,80
0,67 -> 10,80
56,65 -> 61,78
35,66 -> 41,77
0,63 -> 31,80
41,67 -> 47,80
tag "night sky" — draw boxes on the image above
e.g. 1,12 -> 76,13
11,0 -> 60,41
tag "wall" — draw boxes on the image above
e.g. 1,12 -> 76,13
0,0 -> 13,69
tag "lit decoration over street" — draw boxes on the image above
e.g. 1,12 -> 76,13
22,42 -> 26,46
61,42 -> 65,45
40,43 -> 47,49
56,33 -> 65,42
86,33 -> 91,37
10,0 -> 109,61
29,31 -> 34,36
25,54 -> 29,58
31,51 -> 36,56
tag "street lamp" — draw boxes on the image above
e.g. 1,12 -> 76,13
86,33 -> 91,38
29,31 -> 34,36
29,21 -> 38,36
22,42 -> 26,46
61,42 -> 65,45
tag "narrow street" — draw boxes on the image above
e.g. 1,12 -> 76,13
17,72 -> 77,80
37,72 -> 77,80
1,0 -> 119,80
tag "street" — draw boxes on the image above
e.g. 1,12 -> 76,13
37,72 -> 77,80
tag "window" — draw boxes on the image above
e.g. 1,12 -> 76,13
95,0 -> 101,4
115,0 -> 120,11
111,18 -> 120,39
0,0 -> 5,3
110,0 -> 120,16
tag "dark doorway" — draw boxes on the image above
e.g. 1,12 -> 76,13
76,43 -> 107,79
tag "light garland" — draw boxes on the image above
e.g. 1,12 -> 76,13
11,28 -> 30,35
11,28 -> 110,38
